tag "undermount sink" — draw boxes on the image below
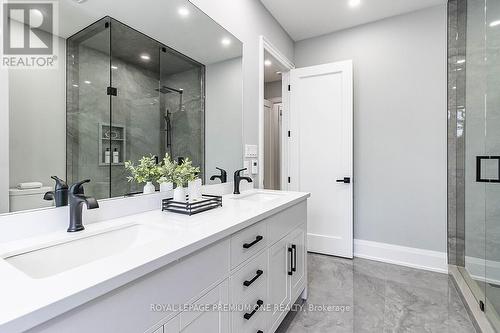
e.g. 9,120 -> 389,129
231,191 -> 284,203
3,224 -> 167,279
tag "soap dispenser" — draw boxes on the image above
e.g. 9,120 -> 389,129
105,148 -> 111,164
113,148 -> 119,164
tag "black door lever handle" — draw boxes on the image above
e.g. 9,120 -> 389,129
336,177 -> 351,184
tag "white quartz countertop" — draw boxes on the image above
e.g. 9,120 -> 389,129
0,189 -> 309,333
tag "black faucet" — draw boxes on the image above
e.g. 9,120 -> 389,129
234,168 -> 253,195
44,176 -> 69,207
210,167 -> 227,183
68,179 -> 99,232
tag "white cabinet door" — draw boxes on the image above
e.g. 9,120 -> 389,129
163,315 -> 179,333
289,224 -> 306,300
268,237 -> 291,331
180,281 -> 229,333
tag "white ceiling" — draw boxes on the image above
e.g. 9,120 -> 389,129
260,0 -> 446,41
55,0 -> 242,65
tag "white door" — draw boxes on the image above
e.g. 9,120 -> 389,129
289,60 -> 353,258
289,224 -> 306,298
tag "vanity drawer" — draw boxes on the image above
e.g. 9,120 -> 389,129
230,221 -> 267,269
230,250 -> 267,304
232,293 -> 268,333
268,201 -> 307,244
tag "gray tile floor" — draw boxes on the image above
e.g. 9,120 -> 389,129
277,253 -> 477,333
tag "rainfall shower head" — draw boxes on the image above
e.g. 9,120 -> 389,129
156,86 -> 184,95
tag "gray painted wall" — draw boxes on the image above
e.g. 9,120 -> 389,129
0,67 -> 8,214
190,0 -> 294,184
206,57 -> 243,183
264,80 -> 282,100
8,36 -> 66,189
295,6 -> 448,252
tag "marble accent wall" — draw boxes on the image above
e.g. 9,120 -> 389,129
447,0 -> 467,266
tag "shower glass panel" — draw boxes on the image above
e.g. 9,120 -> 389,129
109,20 -> 161,197
159,47 -> 205,180
67,17 -> 205,199
449,0 -> 500,329
67,18 -> 111,200
485,0 -> 500,326
462,0 -> 486,306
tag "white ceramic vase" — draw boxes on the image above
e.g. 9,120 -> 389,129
188,178 -> 202,202
173,186 -> 187,202
143,181 -> 155,194
160,181 -> 173,198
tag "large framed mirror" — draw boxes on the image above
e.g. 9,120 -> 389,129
3,0 -> 243,213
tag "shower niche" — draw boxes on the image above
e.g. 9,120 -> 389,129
66,17 -> 205,199
98,123 -> 126,166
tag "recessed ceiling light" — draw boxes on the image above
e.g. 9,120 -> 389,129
221,38 -> 231,46
276,71 -> 282,75
490,20 -> 500,27
72,84 -> 79,88
111,65 -> 118,70
457,59 -> 465,64
348,0 -> 361,7
264,59 -> 272,66
73,0 -> 88,3
84,80 -> 91,84
178,7 -> 190,17
140,54 -> 151,61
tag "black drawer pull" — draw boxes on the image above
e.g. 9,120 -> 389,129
257,331 -> 264,333
243,235 -> 263,249
244,270 -> 264,287
244,300 -> 264,320
292,244 -> 297,272
288,247 -> 293,276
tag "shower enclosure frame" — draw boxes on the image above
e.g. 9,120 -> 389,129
66,16 -> 206,199
448,0 -> 500,330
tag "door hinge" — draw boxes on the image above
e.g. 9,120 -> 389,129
107,87 -> 117,96
288,85 -> 291,91
288,177 -> 291,183
480,300 -> 485,312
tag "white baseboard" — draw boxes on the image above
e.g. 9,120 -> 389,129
465,256 -> 500,285
354,239 -> 448,274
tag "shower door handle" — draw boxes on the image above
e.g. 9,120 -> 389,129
476,156 -> 500,183
336,177 -> 351,184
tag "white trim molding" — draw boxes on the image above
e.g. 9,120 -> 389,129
258,35 -> 295,190
354,239 -> 448,274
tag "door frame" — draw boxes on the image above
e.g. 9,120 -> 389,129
258,35 -> 295,190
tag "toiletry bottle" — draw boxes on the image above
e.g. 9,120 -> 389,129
113,148 -> 119,164
105,148 -> 111,164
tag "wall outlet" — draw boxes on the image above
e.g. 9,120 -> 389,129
243,161 -> 250,176
251,159 -> 258,175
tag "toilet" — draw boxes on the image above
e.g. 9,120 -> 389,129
9,186 -> 54,212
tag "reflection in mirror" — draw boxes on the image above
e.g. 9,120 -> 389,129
4,0 -> 243,213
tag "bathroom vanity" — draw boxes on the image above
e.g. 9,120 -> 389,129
0,190 -> 309,333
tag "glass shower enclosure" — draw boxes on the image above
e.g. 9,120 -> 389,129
448,0 -> 500,329
66,17 -> 205,199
